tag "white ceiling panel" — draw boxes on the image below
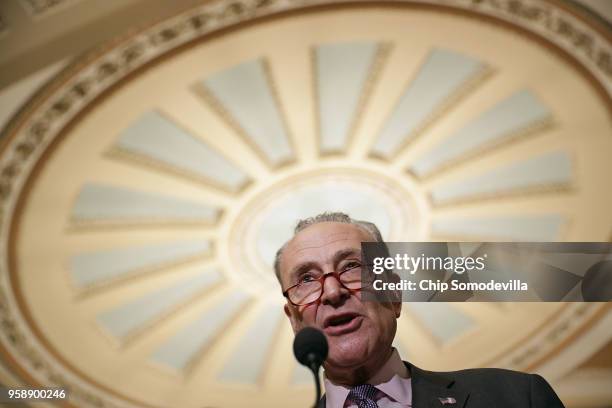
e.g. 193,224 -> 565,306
431,214 -> 564,241
410,90 -> 551,177
430,151 -> 572,204
202,60 -> 293,166
218,303 -> 282,383
71,239 -> 212,289
316,42 -> 379,153
404,303 -> 475,344
115,111 -> 250,192
97,269 -> 222,341
372,49 -> 486,158
71,184 -> 221,224
150,290 -> 249,372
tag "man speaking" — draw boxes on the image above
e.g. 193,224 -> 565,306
274,212 -> 565,408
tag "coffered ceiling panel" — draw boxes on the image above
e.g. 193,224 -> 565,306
372,48 -> 488,159
70,239 -> 213,289
316,41 -> 381,153
409,90 -> 552,178
199,59 -> 294,167
429,151 -> 572,204
71,183 -> 222,225
0,1 -> 611,407
113,111 -> 250,192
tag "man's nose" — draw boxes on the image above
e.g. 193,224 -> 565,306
320,273 -> 350,305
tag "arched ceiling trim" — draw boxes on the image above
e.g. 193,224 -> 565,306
0,1 -> 610,407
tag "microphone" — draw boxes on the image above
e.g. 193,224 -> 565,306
293,327 -> 328,408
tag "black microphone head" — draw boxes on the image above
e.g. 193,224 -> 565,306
293,327 -> 328,367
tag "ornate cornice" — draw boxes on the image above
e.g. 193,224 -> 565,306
0,0 -> 610,406
19,0 -> 81,17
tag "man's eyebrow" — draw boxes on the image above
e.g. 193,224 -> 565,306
288,248 -> 361,278
332,248 -> 362,266
289,261 -> 318,279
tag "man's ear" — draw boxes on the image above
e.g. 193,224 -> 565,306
393,297 -> 402,318
388,271 -> 402,317
284,303 -> 300,333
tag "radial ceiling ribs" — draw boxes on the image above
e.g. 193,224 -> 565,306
404,303 -> 475,346
70,183 -> 222,228
315,41 -> 387,155
108,111 -> 251,193
195,59 -> 295,168
371,48 -> 489,159
431,214 -> 564,241
217,302 -> 282,384
150,290 -> 250,375
428,151 -> 573,205
409,90 -> 552,179
96,268 -> 224,345
70,239 -> 213,292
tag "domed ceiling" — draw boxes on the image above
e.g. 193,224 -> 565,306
0,0 -> 611,407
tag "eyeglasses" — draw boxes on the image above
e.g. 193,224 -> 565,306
282,261 -> 369,306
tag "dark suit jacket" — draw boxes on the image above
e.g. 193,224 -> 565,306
318,362 -> 565,407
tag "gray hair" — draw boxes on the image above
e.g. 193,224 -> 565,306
273,212 -> 384,284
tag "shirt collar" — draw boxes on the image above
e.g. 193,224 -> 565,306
323,348 -> 412,407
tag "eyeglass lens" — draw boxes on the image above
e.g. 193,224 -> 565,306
288,265 -> 363,305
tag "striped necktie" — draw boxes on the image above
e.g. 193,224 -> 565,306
347,384 -> 379,408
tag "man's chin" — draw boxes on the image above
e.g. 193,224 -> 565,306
325,336 -> 370,370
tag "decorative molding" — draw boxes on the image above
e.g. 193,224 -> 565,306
431,214 -> 565,241
467,0 -> 612,92
314,41 -> 390,155
429,151 -> 574,205
405,303 -> 475,345
109,110 -> 251,194
218,303 -> 282,383
0,15 -> 7,36
371,48 -> 491,160
70,239 -> 214,291
347,43 -> 392,154
556,367 -> 612,405
18,0 -> 80,17
490,303 -> 608,372
195,58 -> 295,168
96,270 -> 224,344
409,90 -> 553,178
150,290 -> 250,374
70,184 -> 222,226
0,0 -> 609,406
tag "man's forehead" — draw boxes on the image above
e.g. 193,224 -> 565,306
284,223 -> 369,257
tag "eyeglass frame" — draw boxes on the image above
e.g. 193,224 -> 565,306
282,262 -> 371,306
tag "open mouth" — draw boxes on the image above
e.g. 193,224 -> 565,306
323,313 -> 362,335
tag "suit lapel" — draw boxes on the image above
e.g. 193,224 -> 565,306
318,363 -> 472,408
409,363 -> 469,408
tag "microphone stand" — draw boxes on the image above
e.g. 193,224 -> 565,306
293,327 -> 328,408
307,355 -> 323,408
